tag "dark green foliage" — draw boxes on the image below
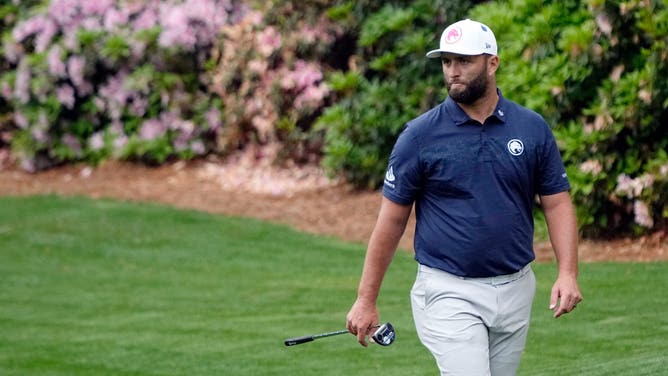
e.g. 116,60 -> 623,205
318,0 -> 668,236
315,0 -> 472,188
0,1 -> 42,148
469,0 -> 668,236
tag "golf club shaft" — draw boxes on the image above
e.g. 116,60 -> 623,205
285,324 -> 384,346
284,329 -> 349,346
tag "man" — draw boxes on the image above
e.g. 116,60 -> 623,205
346,19 -> 582,375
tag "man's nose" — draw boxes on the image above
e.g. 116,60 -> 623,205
446,66 -> 460,78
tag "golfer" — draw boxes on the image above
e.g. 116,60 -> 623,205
346,19 -> 582,375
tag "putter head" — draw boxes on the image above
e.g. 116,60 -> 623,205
371,322 -> 395,346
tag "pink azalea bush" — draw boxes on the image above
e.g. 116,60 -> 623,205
209,1 -> 340,164
1,0 -> 244,170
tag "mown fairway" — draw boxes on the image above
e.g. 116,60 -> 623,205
1,196 -> 666,375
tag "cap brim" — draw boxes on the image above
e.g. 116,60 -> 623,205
425,49 -> 444,58
426,48 -> 495,58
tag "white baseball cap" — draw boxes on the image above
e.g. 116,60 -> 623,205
426,19 -> 497,58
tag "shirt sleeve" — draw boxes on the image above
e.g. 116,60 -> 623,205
382,124 -> 423,205
537,122 -> 571,195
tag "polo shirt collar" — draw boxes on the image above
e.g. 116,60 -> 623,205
444,88 -> 508,125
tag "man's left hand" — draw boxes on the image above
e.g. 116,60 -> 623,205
549,275 -> 582,318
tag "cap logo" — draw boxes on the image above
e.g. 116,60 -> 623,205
445,26 -> 462,44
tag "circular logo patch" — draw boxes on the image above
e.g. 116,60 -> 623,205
444,26 -> 462,44
507,139 -> 524,156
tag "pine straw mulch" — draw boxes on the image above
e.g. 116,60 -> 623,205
1,157 -> 666,263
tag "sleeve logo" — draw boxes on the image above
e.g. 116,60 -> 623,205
384,166 -> 396,188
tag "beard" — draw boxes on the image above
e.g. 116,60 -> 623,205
445,65 -> 489,105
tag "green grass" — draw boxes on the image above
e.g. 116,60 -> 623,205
1,195 -> 666,375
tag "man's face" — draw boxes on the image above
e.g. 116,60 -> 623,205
441,54 -> 491,105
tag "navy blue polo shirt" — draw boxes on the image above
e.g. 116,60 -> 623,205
383,91 -> 570,277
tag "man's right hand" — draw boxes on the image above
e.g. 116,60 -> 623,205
346,298 -> 379,347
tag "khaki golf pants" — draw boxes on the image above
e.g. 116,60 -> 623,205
411,263 -> 536,376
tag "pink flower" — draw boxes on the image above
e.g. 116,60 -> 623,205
172,120 -> 194,136
184,0 -> 227,28
12,15 -> 49,42
294,61 -> 323,90
14,59 -> 31,104
615,173 -> 654,199
191,140 -> 205,155
56,85 -> 76,109
130,40 -> 147,60
47,46 -> 67,78
130,96 -> 148,117
140,119 -> 167,140
62,27 -> 79,50
48,0 -> 78,25
595,13 -> 613,36
81,17 -> 102,31
111,121 -> 128,154
89,132 -> 105,151
251,115 -> 273,142
37,112 -> 49,129
133,8 -> 158,31
123,0 -> 150,15
300,25 -> 318,44
99,72 -> 130,106
247,10 -> 263,26
3,41 -> 20,63
110,120 -> 124,135
248,59 -> 267,75
21,158 -> 36,173
1,82 -> 12,100
294,83 -> 330,110
14,112 -> 28,129
81,0 -> 115,16
32,128 -> 49,144
62,133 -> 82,154
633,200 -> 653,228
173,134 -> 189,152
256,26 -> 281,57
205,107 -> 222,131
281,61 -> 323,91
104,8 -> 129,31
93,97 -> 106,112
67,55 -> 86,91
579,159 -> 602,176
35,19 -> 58,52
158,4 -> 196,50
113,134 -> 128,152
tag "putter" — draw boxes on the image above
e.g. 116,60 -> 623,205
284,322 -> 395,347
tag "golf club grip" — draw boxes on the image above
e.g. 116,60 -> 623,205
284,335 -> 314,346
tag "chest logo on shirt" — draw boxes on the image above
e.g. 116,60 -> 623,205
507,139 -> 524,156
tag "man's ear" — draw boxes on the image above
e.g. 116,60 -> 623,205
488,55 -> 499,75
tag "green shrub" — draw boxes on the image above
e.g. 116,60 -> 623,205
317,0 -> 667,236
470,0 -> 668,236
315,0 -> 472,188
0,1 -> 42,153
